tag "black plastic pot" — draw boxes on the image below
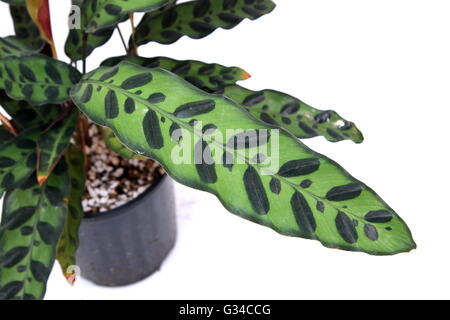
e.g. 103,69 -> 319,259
76,174 -> 176,286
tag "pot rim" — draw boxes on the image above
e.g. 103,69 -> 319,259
82,172 -> 167,221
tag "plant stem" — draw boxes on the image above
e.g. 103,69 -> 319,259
77,31 -> 89,167
0,112 -> 19,135
77,114 -> 90,170
116,25 -> 128,54
129,12 -> 138,55
82,32 -> 88,74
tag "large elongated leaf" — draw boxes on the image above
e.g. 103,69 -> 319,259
85,0 -> 172,33
57,144 -> 85,284
0,54 -> 81,105
0,162 -> 69,300
9,5 -> 44,50
0,128 -> 39,196
133,0 -> 276,46
71,62 -> 416,255
65,0 -> 116,61
101,55 -> 250,91
218,85 -> 364,143
37,110 -> 78,184
0,90 -> 60,130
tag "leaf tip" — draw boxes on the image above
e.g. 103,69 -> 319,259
408,237 -> 418,251
352,129 -> 364,144
242,72 -> 252,80
37,175 -> 48,185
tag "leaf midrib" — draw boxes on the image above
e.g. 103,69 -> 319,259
38,129 -> 70,175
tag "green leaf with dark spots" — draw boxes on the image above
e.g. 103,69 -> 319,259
219,85 -> 364,143
57,144 -> 85,282
37,110 -> 78,184
0,36 -> 37,59
70,62 -> 415,255
133,0 -> 276,46
0,161 -> 69,300
0,128 -> 40,196
101,55 -> 251,91
85,0 -> 173,33
0,90 -> 60,130
9,5 -> 44,50
64,0 -> 116,61
0,54 -> 81,105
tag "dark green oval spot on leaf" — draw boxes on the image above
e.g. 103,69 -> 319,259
194,140 -> 217,184
280,101 -> 300,115
243,166 -> 269,215
335,212 -> 358,244
277,158 -> 320,177
364,224 -> 378,241
243,91 -> 265,106
326,183 -> 362,202
174,99 -> 216,118
105,90 -> 119,119
2,206 -> 36,230
120,73 -> 152,90
30,260 -> 48,283
124,97 -> 135,114
269,177 -> 281,194
143,110 -> 163,149
291,191 -> 316,236
364,210 -> 393,223
2,246 -> 29,268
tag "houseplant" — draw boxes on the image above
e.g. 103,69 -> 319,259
0,0 -> 416,300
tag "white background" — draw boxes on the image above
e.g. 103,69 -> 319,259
0,0 -> 449,299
